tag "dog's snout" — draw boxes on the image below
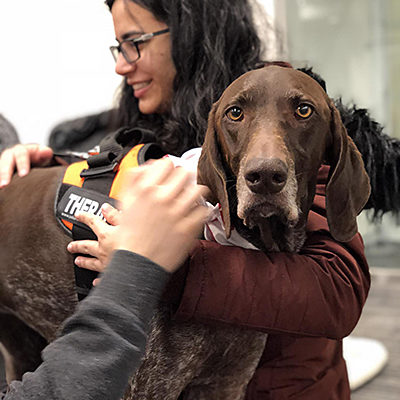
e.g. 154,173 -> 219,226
244,158 -> 288,194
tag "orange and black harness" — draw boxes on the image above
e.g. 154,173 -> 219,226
55,127 -> 165,300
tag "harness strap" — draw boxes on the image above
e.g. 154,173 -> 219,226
82,126 -> 156,175
67,127 -> 165,300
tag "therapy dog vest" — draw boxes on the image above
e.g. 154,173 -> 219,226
55,127 -> 257,300
55,127 -> 165,299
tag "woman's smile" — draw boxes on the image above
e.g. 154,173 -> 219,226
112,0 -> 176,114
129,80 -> 152,97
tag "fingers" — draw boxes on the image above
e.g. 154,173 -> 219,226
0,144 -> 53,187
160,166 -> 196,199
92,278 -> 102,286
74,255 -> 106,272
33,145 -> 53,165
179,185 -> 210,239
74,211 -> 108,237
67,240 -> 107,273
67,239 -> 99,256
119,159 -> 175,212
101,203 -> 121,226
121,159 -> 195,208
68,159 -> 208,276
129,158 -> 175,186
0,147 -> 18,187
113,159 -> 210,272
68,212 -> 116,273
181,204 -> 210,241
13,145 -> 32,177
179,184 -> 210,216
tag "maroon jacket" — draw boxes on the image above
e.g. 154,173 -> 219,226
173,166 -> 370,399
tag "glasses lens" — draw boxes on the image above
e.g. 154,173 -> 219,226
120,41 -> 139,63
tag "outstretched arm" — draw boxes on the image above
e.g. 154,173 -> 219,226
176,222 -> 369,339
68,166 -> 370,339
173,169 -> 370,339
2,159 -> 209,400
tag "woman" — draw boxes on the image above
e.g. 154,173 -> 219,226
0,1 -> 369,399
1,159 -> 209,399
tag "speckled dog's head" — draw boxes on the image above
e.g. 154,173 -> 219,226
198,65 -> 370,252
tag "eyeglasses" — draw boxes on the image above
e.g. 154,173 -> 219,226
110,28 -> 170,64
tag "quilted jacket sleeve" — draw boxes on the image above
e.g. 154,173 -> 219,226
173,166 -> 370,339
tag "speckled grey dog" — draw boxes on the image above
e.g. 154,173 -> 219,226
0,65 -> 370,399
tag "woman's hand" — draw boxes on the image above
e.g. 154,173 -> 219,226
67,203 -> 121,273
68,158 -> 209,274
0,143 -> 54,187
116,159 -> 209,272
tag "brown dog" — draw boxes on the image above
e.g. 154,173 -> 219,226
0,65 -> 370,399
198,65 -> 370,253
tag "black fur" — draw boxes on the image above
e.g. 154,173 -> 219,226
299,67 -> 400,221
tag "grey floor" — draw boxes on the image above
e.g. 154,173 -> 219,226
1,267 -> 399,397
351,267 -> 400,400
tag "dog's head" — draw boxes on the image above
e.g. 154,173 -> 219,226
198,65 -> 370,252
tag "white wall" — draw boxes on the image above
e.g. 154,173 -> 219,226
0,0 -> 121,145
253,0 -> 288,59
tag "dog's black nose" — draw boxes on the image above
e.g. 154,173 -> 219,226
244,158 -> 288,194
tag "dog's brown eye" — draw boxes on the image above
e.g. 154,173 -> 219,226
226,106 -> 244,121
295,104 -> 313,119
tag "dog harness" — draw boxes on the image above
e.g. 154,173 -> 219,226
55,127 -> 166,300
55,127 -> 257,300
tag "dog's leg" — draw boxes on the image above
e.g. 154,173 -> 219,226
126,306 -> 217,400
0,313 -> 47,383
127,306 -> 267,400
182,329 -> 267,400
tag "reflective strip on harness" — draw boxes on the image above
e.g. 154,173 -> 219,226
55,142 -> 165,301
60,160 -> 88,230
58,144 -> 146,233
109,143 -> 144,199
62,160 -> 88,187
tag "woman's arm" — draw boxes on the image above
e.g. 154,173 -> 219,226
173,168 -> 370,339
68,165 -> 370,340
175,224 -> 369,339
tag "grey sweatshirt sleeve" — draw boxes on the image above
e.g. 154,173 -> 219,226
2,250 -> 170,400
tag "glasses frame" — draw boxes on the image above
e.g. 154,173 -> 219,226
110,28 -> 170,64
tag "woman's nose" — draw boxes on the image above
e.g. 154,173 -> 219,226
115,53 -> 136,76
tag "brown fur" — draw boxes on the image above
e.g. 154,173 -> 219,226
198,66 -> 370,251
0,66 -> 370,399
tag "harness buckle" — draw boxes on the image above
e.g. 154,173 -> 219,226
80,161 -> 119,178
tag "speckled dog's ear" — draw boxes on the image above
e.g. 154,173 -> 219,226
197,101 -> 231,236
325,102 -> 371,242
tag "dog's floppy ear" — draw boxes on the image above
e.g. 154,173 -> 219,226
197,102 -> 231,236
325,102 -> 371,242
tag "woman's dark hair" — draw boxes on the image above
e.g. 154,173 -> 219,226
105,0 -> 265,155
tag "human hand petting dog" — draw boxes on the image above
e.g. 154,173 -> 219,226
67,203 -> 121,274
68,158 -> 209,274
0,143 -> 53,187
